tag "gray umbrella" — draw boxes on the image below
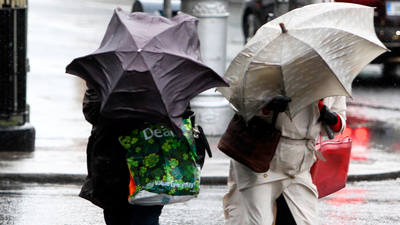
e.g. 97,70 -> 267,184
66,8 -> 229,137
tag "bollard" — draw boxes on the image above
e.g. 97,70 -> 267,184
0,0 -> 35,152
181,0 -> 233,136
181,0 -> 229,75
190,89 -> 233,136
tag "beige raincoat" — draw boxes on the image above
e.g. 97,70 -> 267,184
223,96 -> 346,225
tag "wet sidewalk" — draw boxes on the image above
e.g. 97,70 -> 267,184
1,111 -> 400,185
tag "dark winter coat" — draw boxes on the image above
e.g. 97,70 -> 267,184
79,88 -> 140,211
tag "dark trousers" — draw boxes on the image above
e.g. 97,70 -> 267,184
104,204 -> 164,225
275,194 -> 297,225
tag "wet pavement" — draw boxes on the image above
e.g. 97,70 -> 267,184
0,179 -> 399,225
1,0 -> 400,224
1,112 -> 400,185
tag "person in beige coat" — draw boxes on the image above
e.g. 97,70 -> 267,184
223,96 -> 346,225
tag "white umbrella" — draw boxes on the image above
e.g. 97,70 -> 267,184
217,2 -> 387,121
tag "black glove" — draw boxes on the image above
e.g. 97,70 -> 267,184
318,105 -> 338,126
264,96 -> 291,112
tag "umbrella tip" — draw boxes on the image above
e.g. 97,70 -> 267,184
279,23 -> 287,33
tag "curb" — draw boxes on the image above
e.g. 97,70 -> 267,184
347,171 -> 400,182
201,172 -> 400,185
0,171 -> 399,186
0,173 -> 86,185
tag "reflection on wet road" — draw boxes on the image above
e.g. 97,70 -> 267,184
0,181 -> 399,225
318,179 -> 400,225
345,115 -> 400,158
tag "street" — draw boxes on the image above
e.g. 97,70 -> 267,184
0,179 -> 399,225
2,0 -> 398,224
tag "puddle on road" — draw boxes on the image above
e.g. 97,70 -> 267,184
343,114 -> 400,163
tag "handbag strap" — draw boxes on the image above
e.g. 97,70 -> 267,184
318,131 -> 344,144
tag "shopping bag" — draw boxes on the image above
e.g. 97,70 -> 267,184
310,136 -> 352,199
119,118 -> 200,205
217,113 -> 281,173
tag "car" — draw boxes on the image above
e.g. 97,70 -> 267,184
242,0 -> 308,44
335,0 -> 400,79
242,0 -> 400,79
131,0 -> 181,16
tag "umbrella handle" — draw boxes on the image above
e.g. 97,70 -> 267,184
323,123 -> 335,140
272,111 -> 279,127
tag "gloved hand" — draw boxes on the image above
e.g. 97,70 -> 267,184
264,96 -> 291,112
318,105 -> 338,126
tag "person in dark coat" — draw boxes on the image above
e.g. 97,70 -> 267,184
80,87 -> 163,225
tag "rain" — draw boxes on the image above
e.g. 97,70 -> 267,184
0,0 -> 400,224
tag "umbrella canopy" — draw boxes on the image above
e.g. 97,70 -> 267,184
66,8 -> 229,137
217,2 -> 387,121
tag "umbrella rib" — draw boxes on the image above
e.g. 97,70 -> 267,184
88,52 -> 122,94
292,6 -> 371,33
287,31 -> 351,97
115,11 -> 141,49
241,55 -> 254,119
279,35 -> 286,98
140,19 -> 197,54
293,26 -> 386,50
146,55 -> 195,119
233,28 -> 288,120
142,50 -> 202,68
240,35 -> 283,119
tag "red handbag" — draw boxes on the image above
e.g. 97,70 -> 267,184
310,136 -> 352,199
